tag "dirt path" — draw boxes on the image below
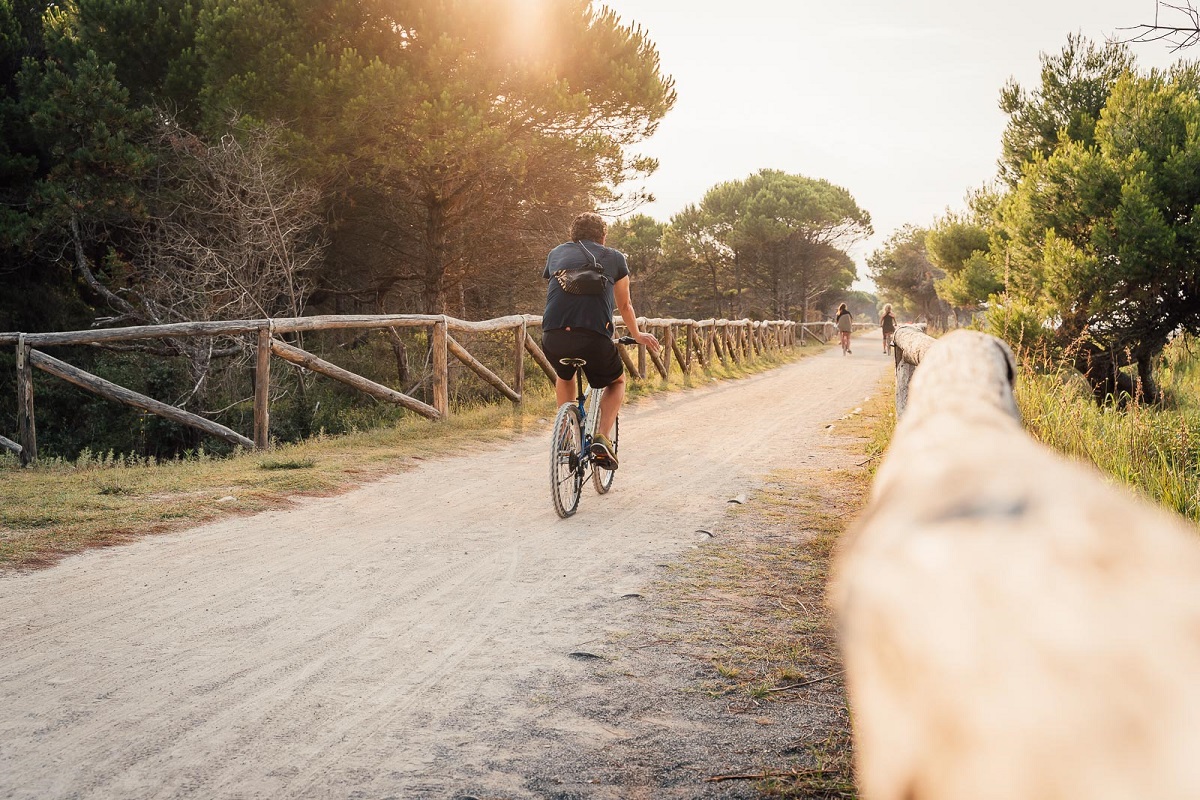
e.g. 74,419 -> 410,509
0,332 -> 890,799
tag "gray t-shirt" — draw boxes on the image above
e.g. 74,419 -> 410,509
542,240 -> 630,337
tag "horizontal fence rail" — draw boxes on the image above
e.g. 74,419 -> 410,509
3,314 -> 800,465
833,326 -> 1200,799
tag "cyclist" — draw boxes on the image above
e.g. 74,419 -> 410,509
880,303 -> 897,353
542,212 -> 660,469
835,302 -> 853,355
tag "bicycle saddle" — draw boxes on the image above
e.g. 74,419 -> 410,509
559,357 -> 587,367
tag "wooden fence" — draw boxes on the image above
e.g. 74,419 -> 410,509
797,320 -> 876,345
1,314 -> 797,466
833,325 -> 1200,799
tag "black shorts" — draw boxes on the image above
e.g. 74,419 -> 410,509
542,328 -> 624,388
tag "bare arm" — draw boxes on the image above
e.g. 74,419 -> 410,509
613,276 -> 660,353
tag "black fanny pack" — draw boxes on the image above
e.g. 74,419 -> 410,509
553,242 -> 611,296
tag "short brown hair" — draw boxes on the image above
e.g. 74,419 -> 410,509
570,212 -> 607,243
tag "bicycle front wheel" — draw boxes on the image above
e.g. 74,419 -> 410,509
592,416 -> 618,495
550,402 -> 583,518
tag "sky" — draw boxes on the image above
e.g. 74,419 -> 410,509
598,0 -> 1190,291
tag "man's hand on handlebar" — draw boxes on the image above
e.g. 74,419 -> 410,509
616,333 -> 661,354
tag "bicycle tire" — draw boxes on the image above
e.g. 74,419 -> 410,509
550,402 -> 583,518
592,415 -> 618,495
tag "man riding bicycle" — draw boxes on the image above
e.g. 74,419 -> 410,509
542,212 -> 660,470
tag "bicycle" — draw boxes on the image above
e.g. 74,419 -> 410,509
549,335 -> 636,518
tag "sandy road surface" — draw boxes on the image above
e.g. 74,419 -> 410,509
0,332 -> 890,799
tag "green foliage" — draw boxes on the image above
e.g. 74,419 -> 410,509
641,170 -> 869,320
867,225 -> 951,325
926,213 -> 1003,312
0,0 -> 679,459
1017,335 -> 1200,522
996,48 -> 1200,400
607,214 -> 668,313
998,34 -> 1134,186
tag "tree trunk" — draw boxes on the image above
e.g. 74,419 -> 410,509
1136,352 -> 1161,404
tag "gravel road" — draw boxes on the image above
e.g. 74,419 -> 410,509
0,331 -> 890,799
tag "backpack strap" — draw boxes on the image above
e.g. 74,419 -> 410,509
572,240 -> 603,273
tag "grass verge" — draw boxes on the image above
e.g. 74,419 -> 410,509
0,343 -> 825,569
640,379 -> 892,799
1015,335 -> 1200,523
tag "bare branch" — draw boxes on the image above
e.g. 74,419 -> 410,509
1119,1 -> 1200,51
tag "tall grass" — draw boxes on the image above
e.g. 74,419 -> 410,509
1016,335 -> 1200,523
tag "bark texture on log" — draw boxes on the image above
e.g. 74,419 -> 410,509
254,327 -> 271,450
445,333 -> 519,403
523,335 -> 557,383
432,321 -> 448,417
30,349 -> 254,449
270,340 -> 440,420
16,342 -> 36,465
834,329 -> 1200,800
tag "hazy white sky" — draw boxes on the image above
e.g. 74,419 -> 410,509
599,0 -> 1188,290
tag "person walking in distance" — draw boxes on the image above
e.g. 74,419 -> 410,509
541,212 -> 660,469
835,302 -> 853,355
880,303 -> 897,353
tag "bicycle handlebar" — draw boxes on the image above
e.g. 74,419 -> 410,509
615,335 -> 638,346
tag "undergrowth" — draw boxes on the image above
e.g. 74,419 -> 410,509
1015,334 -> 1200,523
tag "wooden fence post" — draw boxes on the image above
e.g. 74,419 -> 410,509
671,325 -> 689,374
432,318 -> 449,418
513,319 -> 526,402
638,339 -> 647,379
253,326 -> 271,450
15,335 -> 36,466
662,325 -> 673,379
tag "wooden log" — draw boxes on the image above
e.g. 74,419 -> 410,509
0,314 -> 534,348
617,342 -> 638,377
893,325 -> 937,417
0,433 -> 21,456
523,334 -> 558,384
253,327 -> 271,450
30,348 -> 255,449
645,335 -> 668,379
671,328 -> 688,374
833,328 -> 1200,800
445,332 -> 520,404
800,323 -> 828,344
638,340 -> 647,379
513,319 -> 526,401
660,326 -> 672,378
16,341 -> 36,465
432,320 -> 449,417
270,339 -> 440,420
684,324 -> 694,372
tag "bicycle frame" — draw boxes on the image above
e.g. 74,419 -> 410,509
575,371 -> 602,460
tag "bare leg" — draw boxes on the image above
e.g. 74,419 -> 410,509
555,376 -> 575,407
598,373 -> 626,439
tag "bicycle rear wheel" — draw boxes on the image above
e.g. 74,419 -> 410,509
550,402 -> 583,518
592,416 -> 618,495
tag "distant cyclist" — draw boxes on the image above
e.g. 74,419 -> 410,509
880,303 -> 897,353
542,212 -> 660,469
836,302 -> 853,355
